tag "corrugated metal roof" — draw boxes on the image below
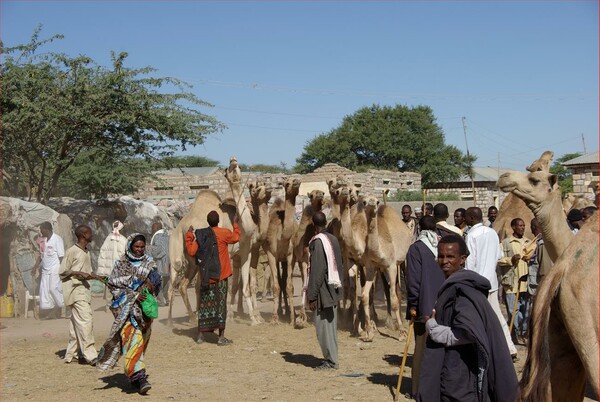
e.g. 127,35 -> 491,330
456,167 -> 513,182
154,167 -> 220,177
561,152 -> 599,166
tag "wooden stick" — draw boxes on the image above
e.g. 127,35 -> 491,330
394,317 -> 414,401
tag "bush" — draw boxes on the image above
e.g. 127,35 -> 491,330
392,191 -> 461,202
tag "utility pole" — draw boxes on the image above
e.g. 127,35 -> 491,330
462,116 -> 476,205
582,133 -> 587,154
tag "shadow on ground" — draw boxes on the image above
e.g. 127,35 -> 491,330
97,373 -> 137,394
367,372 -> 412,400
280,351 -> 322,368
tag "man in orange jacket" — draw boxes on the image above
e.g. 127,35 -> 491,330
185,211 -> 240,346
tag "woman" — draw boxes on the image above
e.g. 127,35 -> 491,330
97,233 -> 161,395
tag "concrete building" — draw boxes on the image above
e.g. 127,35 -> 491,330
424,166 -> 512,209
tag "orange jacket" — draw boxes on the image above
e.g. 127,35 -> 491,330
185,223 -> 240,281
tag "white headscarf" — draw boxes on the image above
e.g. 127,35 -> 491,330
417,229 -> 439,257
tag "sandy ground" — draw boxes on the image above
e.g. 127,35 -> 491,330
0,277 -> 593,402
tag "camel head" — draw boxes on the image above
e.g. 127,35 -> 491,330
497,170 -> 558,208
308,190 -> 325,209
349,185 -> 361,206
526,150 -> 554,173
283,176 -> 301,199
362,194 -> 380,217
248,179 -> 272,204
224,156 -> 242,185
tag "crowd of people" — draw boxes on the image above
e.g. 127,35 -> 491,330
31,198 -> 596,398
401,201 -> 597,400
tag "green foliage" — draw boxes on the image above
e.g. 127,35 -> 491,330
239,163 -> 290,174
2,27 -> 225,203
150,156 -> 221,169
392,191 -> 460,202
294,104 -> 473,186
550,152 -> 582,195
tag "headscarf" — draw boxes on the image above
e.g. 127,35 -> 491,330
417,229 -> 440,257
112,220 -> 124,237
125,233 -> 147,262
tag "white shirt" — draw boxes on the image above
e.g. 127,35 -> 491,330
464,223 -> 502,291
41,234 -> 65,274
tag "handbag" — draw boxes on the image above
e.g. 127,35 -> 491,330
140,288 -> 158,319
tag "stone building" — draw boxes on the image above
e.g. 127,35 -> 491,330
424,166 -> 512,209
133,163 -> 421,202
562,151 -> 599,201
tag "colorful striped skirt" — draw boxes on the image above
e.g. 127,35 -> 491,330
121,320 -> 151,381
197,279 -> 228,332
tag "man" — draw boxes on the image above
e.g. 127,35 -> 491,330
185,211 -> 240,346
464,207 -> 518,358
406,216 -> 445,396
566,208 -> 583,234
417,235 -> 518,402
401,204 -> 418,241
423,202 -> 434,217
453,208 -> 467,233
306,211 -> 343,370
149,221 -> 170,306
38,221 -> 65,319
485,206 -> 498,228
498,218 -> 533,345
433,203 -> 463,237
59,225 -> 101,365
414,207 -> 423,221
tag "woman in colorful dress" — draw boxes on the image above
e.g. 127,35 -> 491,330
97,233 -> 161,395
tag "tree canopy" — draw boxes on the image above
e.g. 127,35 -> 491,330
550,152 -> 582,195
294,104 -> 473,186
2,27 -> 225,203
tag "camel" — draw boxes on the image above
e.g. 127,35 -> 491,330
518,213 -> 598,401
562,193 -> 595,213
240,178 -> 272,324
494,151 -> 554,240
292,189 -> 325,327
497,169 -> 572,262
361,194 -> 412,342
167,158 -> 258,325
497,163 -> 598,400
262,176 -> 301,324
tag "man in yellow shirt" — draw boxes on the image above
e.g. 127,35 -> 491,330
498,218 -> 533,345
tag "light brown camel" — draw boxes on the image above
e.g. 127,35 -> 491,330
243,178 -> 272,324
167,158 -> 256,325
497,170 -> 573,262
361,194 -> 412,342
292,189 -> 325,327
494,151 -> 554,240
262,176 -> 301,324
518,213 -> 598,401
562,193 -> 596,213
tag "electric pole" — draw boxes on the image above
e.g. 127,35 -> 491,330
582,133 -> 587,154
462,116 -> 476,205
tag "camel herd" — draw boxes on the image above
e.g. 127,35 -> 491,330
166,153 -> 598,401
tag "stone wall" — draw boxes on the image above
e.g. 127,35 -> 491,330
133,163 -> 422,202
425,183 -> 507,210
571,164 -> 599,200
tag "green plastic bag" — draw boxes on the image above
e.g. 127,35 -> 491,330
140,288 -> 158,319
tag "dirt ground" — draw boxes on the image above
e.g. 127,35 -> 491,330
0,278 -> 590,402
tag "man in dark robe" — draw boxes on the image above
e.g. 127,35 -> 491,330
417,234 -> 518,402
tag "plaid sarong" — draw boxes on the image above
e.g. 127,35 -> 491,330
197,279 -> 228,332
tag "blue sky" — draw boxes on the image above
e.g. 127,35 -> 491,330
2,1 -> 598,171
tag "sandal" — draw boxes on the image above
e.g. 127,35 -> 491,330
217,337 -> 233,346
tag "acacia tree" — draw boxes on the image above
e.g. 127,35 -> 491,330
294,104 -> 473,186
2,28 -> 225,203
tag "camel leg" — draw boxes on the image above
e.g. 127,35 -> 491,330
360,267 -> 377,342
178,275 -> 194,324
167,273 -> 177,327
240,257 -> 259,325
249,247 -> 264,323
266,250 -> 280,323
384,266 -> 405,340
295,256 -> 308,328
230,254 -> 241,316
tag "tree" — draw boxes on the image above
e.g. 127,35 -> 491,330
294,104 -> 473,186
550,152 -> 582,195
2,27 -> 225,203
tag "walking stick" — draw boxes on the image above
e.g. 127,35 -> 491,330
393,317 -> 414,401
508,277 -> 524,335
